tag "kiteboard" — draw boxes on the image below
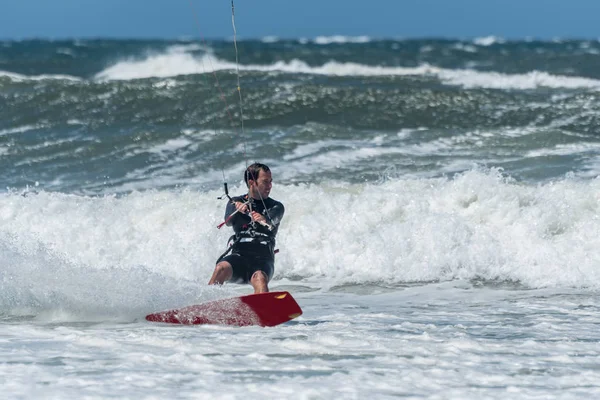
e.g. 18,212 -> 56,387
145,291 -> 302,327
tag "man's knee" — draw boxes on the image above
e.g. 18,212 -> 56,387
210,262 -> 232,283
215,262 -> 232,274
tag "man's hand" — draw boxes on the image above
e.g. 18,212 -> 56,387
234,201 -> 249,214
250,211 -> 267,224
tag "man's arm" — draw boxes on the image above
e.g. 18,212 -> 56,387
266,202 -> 285,227
224,201 -> 237,226
224,197 -> 250,227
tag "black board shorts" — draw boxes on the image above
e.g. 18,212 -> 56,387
217,252 -> 274,284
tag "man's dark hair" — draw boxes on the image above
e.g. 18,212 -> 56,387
244,163 -> 270,187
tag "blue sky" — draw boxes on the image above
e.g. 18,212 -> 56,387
1,0 -> 599,40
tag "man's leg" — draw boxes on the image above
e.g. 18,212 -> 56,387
208,261 -> 233,285
250,271 -> 269,294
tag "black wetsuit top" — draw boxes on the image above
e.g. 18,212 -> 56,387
224,195 -> 285,259
216,195 -> 284,283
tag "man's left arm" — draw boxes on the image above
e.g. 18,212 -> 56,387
266,202 -> 285,227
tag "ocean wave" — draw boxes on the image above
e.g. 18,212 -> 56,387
92,46 -> 600,90
473,36 -> 506,46
2,170 -> 600,294
0,70 -> 81,82
438,69 -> 600,90
313,35 -> 372,44
94,47 -> 230,80
0,124 -> 46,137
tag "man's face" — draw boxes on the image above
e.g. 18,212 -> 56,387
250,169 -> 272,199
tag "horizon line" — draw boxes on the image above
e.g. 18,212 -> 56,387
2,34 -> 600,42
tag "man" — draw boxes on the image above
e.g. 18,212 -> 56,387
208,163 -> 285,294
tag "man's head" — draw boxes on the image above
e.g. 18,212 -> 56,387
244,163 -> 272,199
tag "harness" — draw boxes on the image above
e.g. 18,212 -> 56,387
217,227 -> 278,261
216,190 -> 279,260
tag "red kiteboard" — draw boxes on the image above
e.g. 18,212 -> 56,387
145,291 -> 302,327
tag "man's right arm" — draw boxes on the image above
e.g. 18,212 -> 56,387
224,197 -> 250,227
224,201 -> 237,226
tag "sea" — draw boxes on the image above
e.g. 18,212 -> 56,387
2,36 -> 600,399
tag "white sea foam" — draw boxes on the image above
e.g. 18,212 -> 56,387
0,124 -> 44,137
473,36 -> 506,46
313,36 -> 372,44
2,169 -> 600,320
284,171 -> 600,289
93,46 -> 600,90
1,283 -> 598,399
94,48 -> 233,80
526,142 -> 600,158
438,69 -> 600,90
147,138 -> 194,155
452,43 -> 478,53
56,47 -> 75,57
261,36 -> 279,43
0,70 -> 81,82
3,172 -> 600,400
580,155 -> 600,178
